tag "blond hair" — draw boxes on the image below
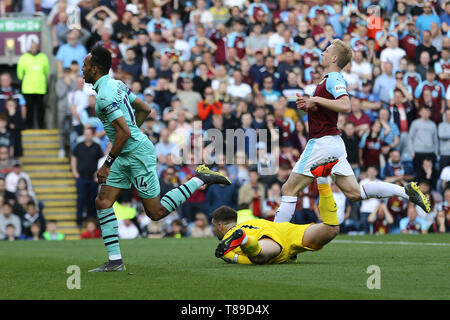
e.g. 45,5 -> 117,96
331,39 -> 353,69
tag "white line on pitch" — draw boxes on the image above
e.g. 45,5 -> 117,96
333,240 -> 450,246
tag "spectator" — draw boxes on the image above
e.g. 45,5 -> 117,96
118,47 -> 141,82
415,70 -> 445,125
164,219 -> 186,238
42,220 -> 65,240
436,187 -> 450,233
95,28 -> 121,71
400,204 -> 428,234
378,108 -> 400,150
5,160 -> 32,195
416,1 -> 441,37
0,201 -> 21,239
346,96 -> 371,136
0,72 -> 26,116
188,212 -> 214,237
373,61 -> 396,106
118,219 -> 140,239
238,166 -> 265,218
382,149 -> 415,184
408,107 -> 438,173
368,202 -> 394,234
71,127 -> 104,228
21,200 -> 46,238
0,146 -> 14,176
417,158 -> 439,191
380,35 -> 406,71
17,41 -> 50,129
341,121 -> 361,179
56,66 -> 76,156
5,99 -> 25,158
3,224 -> 18,241
56,30 -> 87,77
359,120 -> 384,171
416,30 -> 439,65
262,182 -> 281,221
0,114 -> 12,157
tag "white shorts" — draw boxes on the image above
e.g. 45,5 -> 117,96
292,135 -> 354,177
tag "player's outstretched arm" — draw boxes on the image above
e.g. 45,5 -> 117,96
131,97 -> 152,127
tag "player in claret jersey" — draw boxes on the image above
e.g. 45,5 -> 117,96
274,39 -> 431,229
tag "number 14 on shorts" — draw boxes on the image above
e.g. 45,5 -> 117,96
134,176 -> 148,189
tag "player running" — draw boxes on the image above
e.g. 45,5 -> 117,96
82,46 -> 231,272
274,39 -> 431,226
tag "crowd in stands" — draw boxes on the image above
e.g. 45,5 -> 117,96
2,0 -> 450,241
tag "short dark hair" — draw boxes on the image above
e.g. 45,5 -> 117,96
26,200 -> 35,207
90,45 -> 112,74
211,206 -> 237,224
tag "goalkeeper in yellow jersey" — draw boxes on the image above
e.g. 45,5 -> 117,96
212,157 -> 341,264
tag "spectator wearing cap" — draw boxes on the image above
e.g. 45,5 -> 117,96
414,68 -> 445,125
5,160 -> 32,195
409,106 -> 438,173
416,1 -> 441,37
380,35 -> 406,72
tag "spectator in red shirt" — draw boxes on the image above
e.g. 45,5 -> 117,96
346,96 -> 371,135
80,218 -> 102,239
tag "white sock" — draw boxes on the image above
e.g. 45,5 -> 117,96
274,196 -> 298,222
360,181 -> 409,200
109,254 -> 122,261
191,177 -> 204,188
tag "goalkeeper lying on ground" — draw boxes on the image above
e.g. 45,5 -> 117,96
212,172 -> 341,264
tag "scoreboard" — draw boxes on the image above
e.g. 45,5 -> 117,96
0,17 -> 42,65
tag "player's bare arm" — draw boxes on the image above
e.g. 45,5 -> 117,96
97,116 -> 131,184
309,95 -> 351,113
131,96 -> 152,127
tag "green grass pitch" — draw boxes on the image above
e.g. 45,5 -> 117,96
1,234 -> 449,300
